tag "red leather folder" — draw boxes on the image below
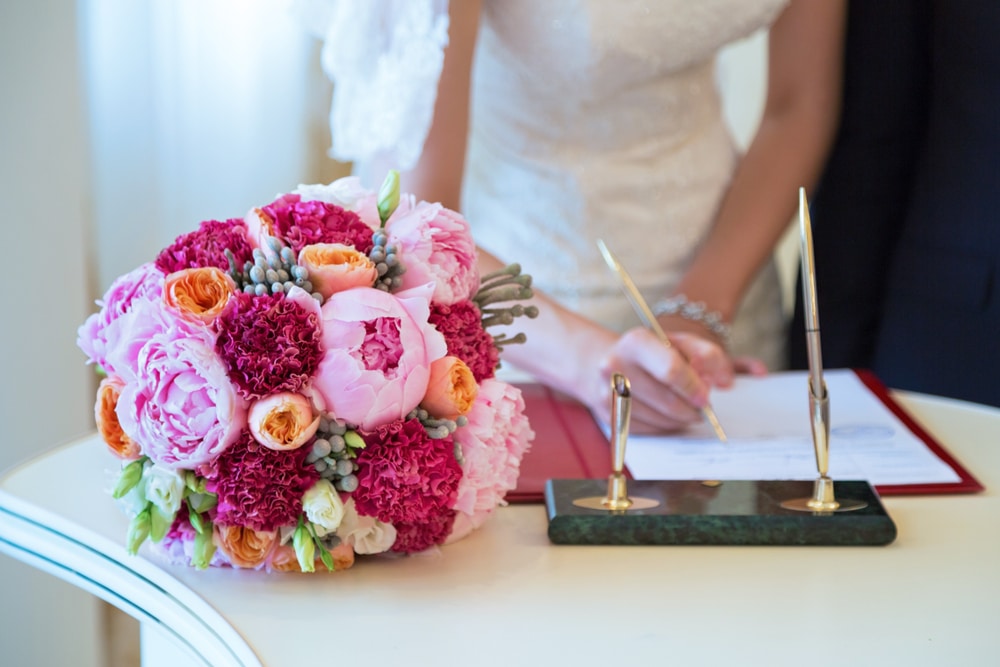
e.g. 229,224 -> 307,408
508,371 -> 983,504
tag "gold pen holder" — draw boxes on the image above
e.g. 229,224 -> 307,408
780,381 -> 867,513
572,374 -> 659,512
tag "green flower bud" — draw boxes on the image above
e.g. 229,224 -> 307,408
149,505 -> 173,543
344,430 -> 366,451
377,169 -> 401,226
126,505 -> 152,555
293,522 -> 316,573
192,526 -> 216,570
112,459 -> 145,499
318,545 -> 335,572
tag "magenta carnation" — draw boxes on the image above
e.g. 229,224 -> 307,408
391,510 -> 457,554
260,194 -> 375,255
204,429 -> 320,532
352,418 -> 462,526
215,287 -> 323,400
428,301 -> 499,382
155,218 -> 254,274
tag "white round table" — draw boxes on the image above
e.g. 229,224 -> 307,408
1,390 -> 998,667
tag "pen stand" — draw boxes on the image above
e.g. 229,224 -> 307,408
544,376 -> 897,547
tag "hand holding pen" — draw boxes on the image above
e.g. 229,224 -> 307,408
597,239 -> 731,440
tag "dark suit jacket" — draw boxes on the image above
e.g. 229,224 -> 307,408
789,0 -> 1000,407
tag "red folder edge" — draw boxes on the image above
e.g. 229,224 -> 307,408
507,372 -> 984,504
852,368 -> 984,495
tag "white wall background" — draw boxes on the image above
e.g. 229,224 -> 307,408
1,1 -> 105,665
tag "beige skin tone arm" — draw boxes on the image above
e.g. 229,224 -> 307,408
388,0 -> 845,433
662,0 -> 848,350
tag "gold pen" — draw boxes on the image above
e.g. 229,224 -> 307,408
596,239 -> 728,442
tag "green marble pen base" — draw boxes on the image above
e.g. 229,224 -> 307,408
545,479 -> 896,546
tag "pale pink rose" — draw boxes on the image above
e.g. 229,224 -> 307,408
298,243 -> 378,299
117,326 -> 247,470
313,284 -> 447,430
385,200 -> 480,305
293,176 -> 382,229
448,379 -> 534,536
77,262 -> 165,373
248,392 -> 320,451
421,356 -> 478,420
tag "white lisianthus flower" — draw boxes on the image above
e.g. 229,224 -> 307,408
302,479 -> 346,537
144,465 -> 186,516
336,498 -> 396,554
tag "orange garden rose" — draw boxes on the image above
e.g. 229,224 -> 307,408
95,376 -> 141,460
269,541 -> 356,573
297,243 -> 378,299
163,266 -> 236,323
214,524 -> 278,569
248,392 -> 320,451
421,356 -> 478,420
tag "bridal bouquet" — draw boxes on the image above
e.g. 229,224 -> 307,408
77,173 -> 536,572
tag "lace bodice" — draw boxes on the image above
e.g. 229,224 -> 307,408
464,0 -> 788,367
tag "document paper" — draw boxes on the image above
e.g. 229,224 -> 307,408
624,370 -> 961,486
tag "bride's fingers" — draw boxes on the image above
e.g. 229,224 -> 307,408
667,331 -> 735,388
599,328 -> 710,425
732,355 -> 768,376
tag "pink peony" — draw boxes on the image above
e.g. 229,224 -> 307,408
448,380 -> 534,536
101,296 -> 205,385
386,201 -> 480,305
116,323 -> 247,470
428,301 -> 499,382
391,510 -> 457,554
313,284 -> 447,430
352,418 -> 462,527
204,429 -> 320,532
215,287 -> 323,401
251,194 -> 376,256
77,262 -> 165,373
155,218 -> 254,274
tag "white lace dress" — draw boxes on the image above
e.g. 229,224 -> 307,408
301,0 -> 789,369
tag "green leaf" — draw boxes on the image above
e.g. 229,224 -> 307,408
112,459 -> 145,499
126,505 -> 152,555
377,169 -> 401,226
189,492 -> 217,515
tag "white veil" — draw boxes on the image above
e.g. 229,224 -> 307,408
293,0 -> 450,172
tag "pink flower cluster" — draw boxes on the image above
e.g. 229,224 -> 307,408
78,176 -> 535,571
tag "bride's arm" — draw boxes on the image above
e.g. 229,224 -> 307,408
666,0 -> 848,359
397,0 -> 731,433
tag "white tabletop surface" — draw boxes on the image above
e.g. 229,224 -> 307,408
1,391 -> 999,667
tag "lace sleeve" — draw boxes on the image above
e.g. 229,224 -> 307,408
293,0 -> 450,171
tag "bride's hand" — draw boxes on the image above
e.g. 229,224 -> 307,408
587,327 -> 732,434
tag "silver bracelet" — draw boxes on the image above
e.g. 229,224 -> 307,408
651,294 -> 732,347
